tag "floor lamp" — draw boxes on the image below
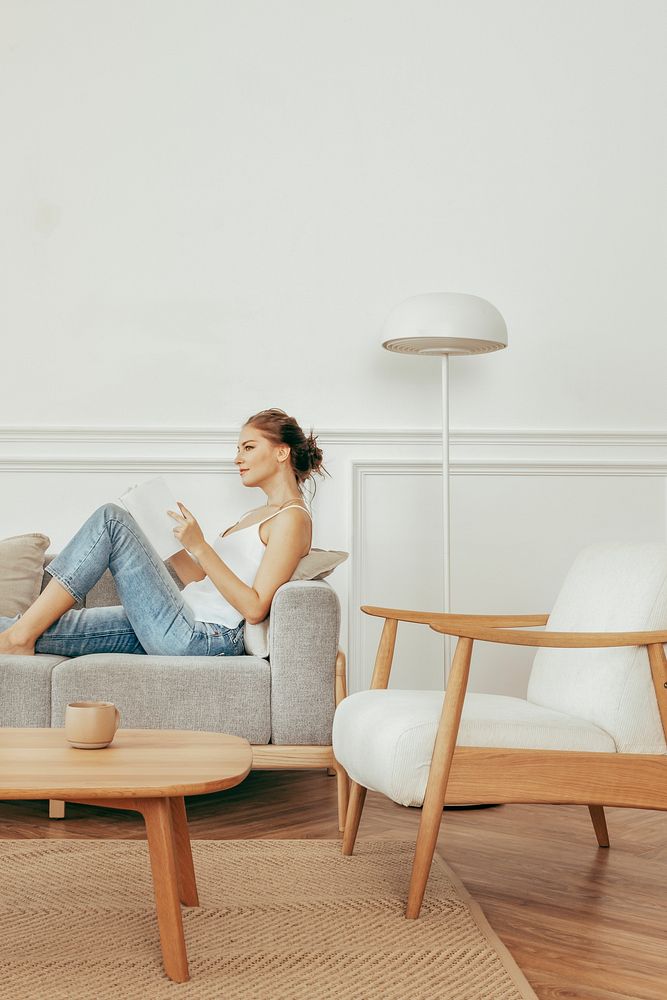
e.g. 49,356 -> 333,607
382,292 -> 508,684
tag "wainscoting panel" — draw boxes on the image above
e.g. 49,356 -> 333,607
350,460 -> 667,693
351,462 -> 445,693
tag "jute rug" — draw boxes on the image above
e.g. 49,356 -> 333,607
0,839 -> 536,1000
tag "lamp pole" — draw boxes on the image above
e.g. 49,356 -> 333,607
381,292 -> 507,692
441,355 -> 451,684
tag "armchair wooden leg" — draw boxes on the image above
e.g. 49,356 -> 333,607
341,781 -> 367,855
405,637 -> 473,920
334,763 -> 349,833
49,799 -> 65,819
588,805 -> 610,848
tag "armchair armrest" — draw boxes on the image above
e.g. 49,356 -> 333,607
361,603 -> 667,690
429,622 -> 667,648
362,606 -> 548,627
269,580 -> 340,745
362,606 -> 549,690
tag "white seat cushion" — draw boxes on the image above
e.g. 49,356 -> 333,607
333,690 -> 617,808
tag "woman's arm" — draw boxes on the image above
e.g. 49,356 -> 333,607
168,503 -> 308,624
167,549 -> 206,585
190,510 -> 309,624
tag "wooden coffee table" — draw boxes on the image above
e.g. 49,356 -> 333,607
0,727 -> 252,982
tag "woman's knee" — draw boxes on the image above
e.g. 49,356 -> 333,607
97,502 -> 131,523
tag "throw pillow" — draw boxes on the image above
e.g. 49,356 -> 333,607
290,548 -> 348,581
243,548 -> 348,657
0,533 -> 51,617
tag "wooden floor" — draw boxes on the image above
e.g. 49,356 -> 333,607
1,770 -> 666,999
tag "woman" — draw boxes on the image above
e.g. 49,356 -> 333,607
0,409 -> 324,659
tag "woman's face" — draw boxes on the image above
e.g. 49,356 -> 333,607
235,424 -> 288,487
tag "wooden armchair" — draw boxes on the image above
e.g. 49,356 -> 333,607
332,543 -> 667,918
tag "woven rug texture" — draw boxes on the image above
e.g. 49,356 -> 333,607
0,839 -> 536,1000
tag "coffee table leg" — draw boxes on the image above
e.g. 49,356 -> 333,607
141,797 -> 189,983
169,796 -> 199,906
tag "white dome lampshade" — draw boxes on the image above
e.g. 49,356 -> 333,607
382,292 -> 508,356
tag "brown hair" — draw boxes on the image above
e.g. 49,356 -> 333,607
244,408 -> 327,494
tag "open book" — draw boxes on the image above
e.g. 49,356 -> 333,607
119,476 -> 183,561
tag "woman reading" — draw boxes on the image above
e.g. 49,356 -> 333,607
0,409 -> 323,659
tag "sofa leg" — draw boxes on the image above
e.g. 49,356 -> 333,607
49,799 -> 66,819
588,804 -> 610,847
335,650 -> 347,705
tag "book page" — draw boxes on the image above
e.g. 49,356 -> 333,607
118,476 -> 183,561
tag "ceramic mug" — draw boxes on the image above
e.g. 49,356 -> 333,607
65,701 -> 121,749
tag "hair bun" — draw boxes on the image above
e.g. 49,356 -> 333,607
301,432 -> 323,474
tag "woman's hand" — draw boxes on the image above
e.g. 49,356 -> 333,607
167,502 -> 206,557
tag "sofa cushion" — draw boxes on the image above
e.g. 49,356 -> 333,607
333,690 -> 617,808
0,533 -> 50,616
0,655 -> 69,727
50,654 -> 271,743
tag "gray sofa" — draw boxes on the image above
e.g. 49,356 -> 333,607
0,559 -> 349,827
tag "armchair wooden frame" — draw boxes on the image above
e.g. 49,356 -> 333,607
341,607 -> 667,919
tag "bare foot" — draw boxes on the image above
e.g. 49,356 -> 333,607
0,629 -> 35,656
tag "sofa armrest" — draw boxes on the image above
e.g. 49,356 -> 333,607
268,580 -> 341,745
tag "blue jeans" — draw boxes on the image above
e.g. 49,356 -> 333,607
0,503 -> 245,658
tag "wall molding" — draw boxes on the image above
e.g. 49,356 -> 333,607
2,426 -> 667,474
4,457 -> 667,476
1,425 -> 667,446
348,459 -> 667,478
0,457 -> 239,474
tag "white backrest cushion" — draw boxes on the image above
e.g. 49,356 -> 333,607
527,543 -> 667,754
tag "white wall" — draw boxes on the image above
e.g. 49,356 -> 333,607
2,2 -> 666,693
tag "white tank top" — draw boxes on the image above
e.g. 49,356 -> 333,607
181,504 -> 312,628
